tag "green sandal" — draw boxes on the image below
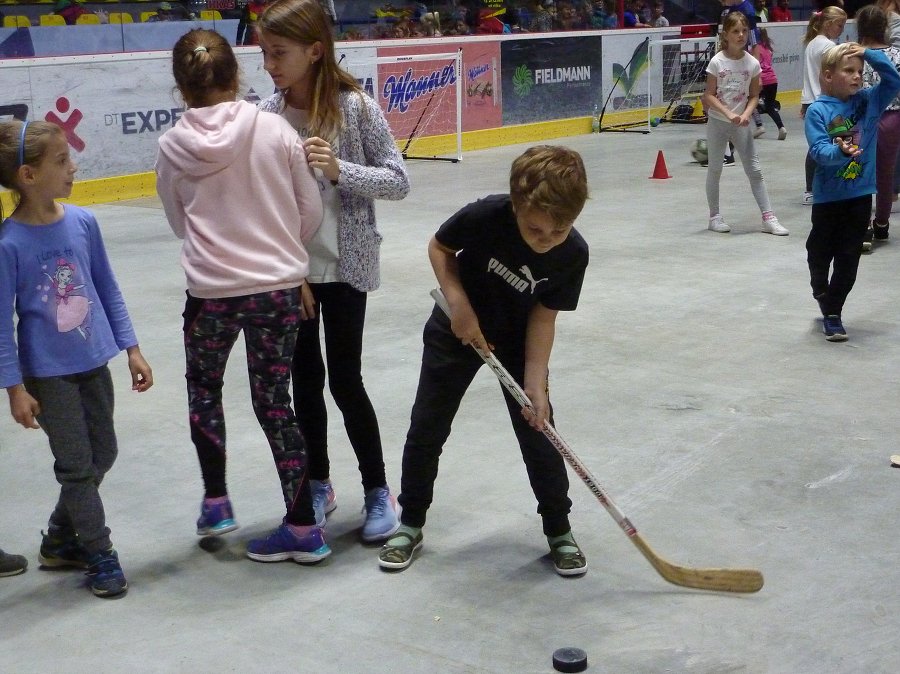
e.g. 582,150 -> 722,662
549,538 -> 588,577
378,530 -> 423,570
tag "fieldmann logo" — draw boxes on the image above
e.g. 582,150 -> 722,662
383,64 -> 456,114
533,65 -> 591,85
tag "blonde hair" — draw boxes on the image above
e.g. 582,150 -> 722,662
0,120 -> 64,218
821,41 -> 863,74
719,11 -> 749,52
258,0 -> 362,145
803,6 -> 847,45
171,29 -> 239,108
509,145 -> 588,227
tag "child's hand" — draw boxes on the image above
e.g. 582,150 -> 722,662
731,111 -> 748,127
522,383 -> 549,431
304,137 -> 340,183
449,303 -> 491,352
127,346 -> 154,392
845,44 -> 867,62
299,282 -> 316,320
7,384 -> 40,429
837,137 -> 862,159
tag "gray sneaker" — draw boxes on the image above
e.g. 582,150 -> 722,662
0,549 -> 27,577
361,486 -> 400,542
311,480 -> 336,528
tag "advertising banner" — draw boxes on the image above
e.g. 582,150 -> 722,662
500,36 -> 602,125
0,50 -> 277,181
379,42 -> 502,133
600,32 -> 652,113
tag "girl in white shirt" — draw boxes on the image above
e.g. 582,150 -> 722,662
801,6 -> 848,204
703,11 -> 786,236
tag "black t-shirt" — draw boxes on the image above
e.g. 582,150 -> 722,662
435,194 -> 589,346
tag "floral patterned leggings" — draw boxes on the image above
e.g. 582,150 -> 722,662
182,287 -> 315,526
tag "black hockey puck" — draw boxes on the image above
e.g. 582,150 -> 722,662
552,647 -> 587,672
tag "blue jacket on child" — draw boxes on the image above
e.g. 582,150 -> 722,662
805,48 -> 900,205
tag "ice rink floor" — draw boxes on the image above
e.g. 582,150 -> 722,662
2,105 -> 900,673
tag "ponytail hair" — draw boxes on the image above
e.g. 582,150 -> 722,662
171,29 -> 239,108
803,6 -> 846,45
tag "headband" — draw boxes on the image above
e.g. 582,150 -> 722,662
17,120 -> 28,168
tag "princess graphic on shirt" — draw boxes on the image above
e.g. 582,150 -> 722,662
44,258 -> 91,338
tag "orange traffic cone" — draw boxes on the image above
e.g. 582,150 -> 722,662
649,150 -> 671,179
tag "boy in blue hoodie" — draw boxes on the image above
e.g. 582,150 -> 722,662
804,43 -> 900,341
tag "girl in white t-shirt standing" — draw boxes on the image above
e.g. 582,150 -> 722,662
800,6 -> 847,204
703,11 -> 787,235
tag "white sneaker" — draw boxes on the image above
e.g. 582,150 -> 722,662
708,214 -> 730,233
802,192 -> 814,206
753,126 -> 766,138
778,127 -> 787,140
762,214 -> 789,236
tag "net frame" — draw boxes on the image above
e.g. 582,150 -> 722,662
374,50 -> 462,163
647,37 -> 717,127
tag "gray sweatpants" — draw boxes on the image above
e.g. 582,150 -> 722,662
705,116 -> 773,217
25,365 -> 117,555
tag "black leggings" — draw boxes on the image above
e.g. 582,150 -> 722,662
292,282 -> 386,493
760,83 -> 784,129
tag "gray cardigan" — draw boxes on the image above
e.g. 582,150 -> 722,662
259,89 -> 410,292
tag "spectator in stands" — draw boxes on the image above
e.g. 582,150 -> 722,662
770,0 -> 792,21
54,0 -> 93,25
599,0 -> 618,27
556,1 -> 585,29
651,1 -> 669,26
755,0 -> 769,21
624,0 -> 650,27
530,0 -> 555,31
150,2 -> 195,21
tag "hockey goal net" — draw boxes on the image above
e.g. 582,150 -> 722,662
375,50 -> 462,163
646,37 -> 717,126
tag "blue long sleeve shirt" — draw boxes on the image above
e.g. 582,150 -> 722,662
805,48 -> 900,205
0,205 -> 137,388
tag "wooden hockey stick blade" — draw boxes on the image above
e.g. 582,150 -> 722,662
631,534 -> 764,593
891,455 -> 900,467
428,289 -> 764,593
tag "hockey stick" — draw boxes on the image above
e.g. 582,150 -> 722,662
429,289 -> 764,593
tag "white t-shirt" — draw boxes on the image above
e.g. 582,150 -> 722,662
802,34 -> 835,105
281,106 -> 341,283
705,51 -> 761,123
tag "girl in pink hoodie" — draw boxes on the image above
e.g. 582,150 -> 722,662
155,28 -> 328,565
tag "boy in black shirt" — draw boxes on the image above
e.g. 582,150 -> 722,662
379,145 -> 590,575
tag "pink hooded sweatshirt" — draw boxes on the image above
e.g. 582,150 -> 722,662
156,100 -> 323,299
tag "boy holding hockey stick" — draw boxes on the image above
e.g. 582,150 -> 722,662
378,145 -> 590,576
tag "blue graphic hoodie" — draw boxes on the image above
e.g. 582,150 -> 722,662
805,48 -> 900,205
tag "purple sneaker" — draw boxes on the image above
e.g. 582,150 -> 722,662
196,498 -> 238,536
246,524 -> 331,563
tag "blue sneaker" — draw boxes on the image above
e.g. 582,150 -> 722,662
311,480 -> 336,528
196,498 -> 238,536
86,549 -> 128,598
38,530 -> 88,569
823,315 -> 848,342
361,486 -> 401,542
246,524 -> 331,563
